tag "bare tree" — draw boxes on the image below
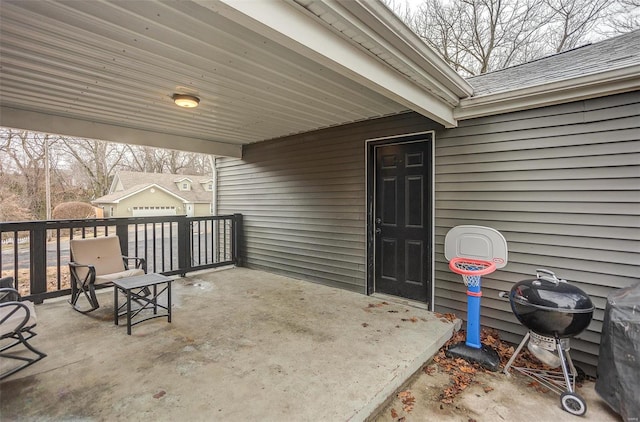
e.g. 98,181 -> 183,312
0,186 -> 33,222
122,144 -> 209,175
408,0 -> 551,75
388,0 -> 624,76
59,138 -> 127,199
600,0 -> 640,35
545,0 -> 612,52
0,129 -> 60,219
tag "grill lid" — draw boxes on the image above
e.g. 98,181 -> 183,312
510,269 -> 594,313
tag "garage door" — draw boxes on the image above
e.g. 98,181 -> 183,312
132,206 -> 177,217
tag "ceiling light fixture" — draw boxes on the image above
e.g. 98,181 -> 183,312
172,94 -> 200,108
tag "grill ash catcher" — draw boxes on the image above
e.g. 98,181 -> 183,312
501,269 -> 594,416
444,225 -> 509,372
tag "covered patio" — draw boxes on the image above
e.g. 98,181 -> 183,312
0,267 -> 456,421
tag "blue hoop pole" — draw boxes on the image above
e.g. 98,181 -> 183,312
465,274 -> 482,349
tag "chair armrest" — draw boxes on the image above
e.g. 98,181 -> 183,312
69,261 -> 96,273
0,287 -> 20,303
0,301 -> 31,334
122,256 -> 147,272
68,262 -> 97,284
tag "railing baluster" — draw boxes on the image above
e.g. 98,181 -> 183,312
169,223 -> 174,271
161,222 -> 165,272
56,228 -> 61,290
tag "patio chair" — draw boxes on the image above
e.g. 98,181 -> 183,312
1,279 -> 47,380
68,235 -> 146,313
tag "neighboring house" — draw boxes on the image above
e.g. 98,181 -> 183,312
1,1 -> 638,376
93,171 -> 214,218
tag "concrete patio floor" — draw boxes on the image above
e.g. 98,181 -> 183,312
0,267 -> 456,421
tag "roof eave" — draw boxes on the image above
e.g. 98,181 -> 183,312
204,0 -> 464,128
94,183 -> 190,204
455,65 -> 640,120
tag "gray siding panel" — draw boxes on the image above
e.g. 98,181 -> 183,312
434,91 -> 640,373
217,113 -> 440,291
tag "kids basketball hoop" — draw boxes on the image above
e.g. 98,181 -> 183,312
444,226 -> 508,371
449,257 -> 496,287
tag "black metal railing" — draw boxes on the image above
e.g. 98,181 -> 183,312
0,214 -> 242,303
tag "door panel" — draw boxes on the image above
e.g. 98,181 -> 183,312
374,140 -> 432,303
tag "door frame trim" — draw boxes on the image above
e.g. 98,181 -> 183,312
364,131 -> 435,310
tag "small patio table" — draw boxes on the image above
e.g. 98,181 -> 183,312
113,273 -> 172,335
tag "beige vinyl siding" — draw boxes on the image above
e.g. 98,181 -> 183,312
434,91 -> 640,373
217,113 -> 440,292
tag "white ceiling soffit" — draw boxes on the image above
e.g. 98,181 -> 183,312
0,0 -> 468,158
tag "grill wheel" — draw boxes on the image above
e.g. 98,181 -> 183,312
561,392 -> 587,416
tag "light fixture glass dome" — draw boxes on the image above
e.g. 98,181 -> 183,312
172,94 -> 200,108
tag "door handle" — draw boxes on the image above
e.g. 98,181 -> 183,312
375,228 -> 381,234
375,218 -> 382,225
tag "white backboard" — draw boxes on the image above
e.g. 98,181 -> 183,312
444,225 -> 508,268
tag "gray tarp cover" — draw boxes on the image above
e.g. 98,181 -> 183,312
595,282 -> 640,422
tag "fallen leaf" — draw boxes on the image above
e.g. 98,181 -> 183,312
390,408 -> 398,418
398,390 -> 416,413
153,390 -> 166,399
361,323 -> 369,327
483,386 -> 494,393
400,317 -> 418,323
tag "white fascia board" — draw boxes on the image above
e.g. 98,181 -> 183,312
112,184 -> 189,204
340,0 -> 472,99
107,173 -> 122,195
201,0 -> 457,127
0,107 -> 243,158
455,65 -> 640,120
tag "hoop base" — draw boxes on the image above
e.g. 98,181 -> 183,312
445,341 -> 500,372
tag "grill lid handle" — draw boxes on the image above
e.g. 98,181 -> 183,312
534,269 -> 566,286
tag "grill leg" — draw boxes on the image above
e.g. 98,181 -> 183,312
556,337 -> 574,393
503,331 -> 530,375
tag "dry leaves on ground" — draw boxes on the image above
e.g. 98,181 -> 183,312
434,312 -> 458,323
401,317 -> 418,323
429,327 -> 569,404
397,390 -> 416,413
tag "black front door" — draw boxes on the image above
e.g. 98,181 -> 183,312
372,138 -> 432,304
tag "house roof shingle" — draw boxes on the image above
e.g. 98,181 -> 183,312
94,171 -> 213,204
467,30 -> 640,96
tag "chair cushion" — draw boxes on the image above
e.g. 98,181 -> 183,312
0,301 -> 37,337
94,268 -> 145,285
70,236 -> 126,278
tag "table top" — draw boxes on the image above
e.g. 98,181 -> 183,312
112,273 -> 172,290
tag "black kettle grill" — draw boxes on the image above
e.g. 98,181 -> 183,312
502,269 -> 594,416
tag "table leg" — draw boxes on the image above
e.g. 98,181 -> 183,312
153,284 -> 158,315
167,281 -> 172,323
114,286 -> 119,326
126,289 -> 132,335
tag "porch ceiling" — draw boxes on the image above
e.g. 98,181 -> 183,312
0,0 -> 470,158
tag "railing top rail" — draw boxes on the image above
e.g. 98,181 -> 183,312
0,215 -> 237,231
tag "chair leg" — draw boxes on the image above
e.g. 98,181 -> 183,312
68,283 -> 100,313
69,281 -> 80,306
0,331 -> 47,380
